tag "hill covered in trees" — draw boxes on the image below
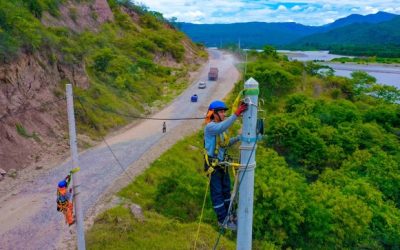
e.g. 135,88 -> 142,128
288,16 -> 400,57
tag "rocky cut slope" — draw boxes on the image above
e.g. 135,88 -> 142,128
0,0 -> 205,174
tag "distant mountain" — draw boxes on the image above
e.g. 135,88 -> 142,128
287,16 -> 400,57
321,11 -> 398,31
291,16 -> 400,46
177,11 -> 399,49
177,22 -> 318,48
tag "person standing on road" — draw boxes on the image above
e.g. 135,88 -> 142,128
162,121 -> 166,133
204,100 -> 248,230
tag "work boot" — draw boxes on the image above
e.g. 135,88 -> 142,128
230,213 -> 237,224
218,220 -> 237,231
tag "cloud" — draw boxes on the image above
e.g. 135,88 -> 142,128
291,5 -> 302,11
277,5 -> 288,11
322,4 -> 332,10
137,0 -> 400,25
364,6 -> 380,14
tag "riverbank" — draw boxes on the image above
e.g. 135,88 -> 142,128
323,62 -> 400,88
278,50 -> 400,88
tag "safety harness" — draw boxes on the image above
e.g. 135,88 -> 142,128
57,181 -> 70,212
203,131 -> 230,174
56,168 -> 80,226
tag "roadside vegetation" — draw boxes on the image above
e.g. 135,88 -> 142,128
87,45 -> 400,249
0,0 -> 206,138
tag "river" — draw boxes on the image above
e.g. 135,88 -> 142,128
278,50 -> 400,88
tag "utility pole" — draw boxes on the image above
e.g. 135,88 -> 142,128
66,84 -> 86,250
244,50 -> 248,80
237,78 -> 259,250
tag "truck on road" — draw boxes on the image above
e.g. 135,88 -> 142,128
208,67 -> 219,81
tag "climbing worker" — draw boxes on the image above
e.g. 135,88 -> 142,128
162,121 -> 167,133
56,176 -> 75,226
204,100 -> 248,230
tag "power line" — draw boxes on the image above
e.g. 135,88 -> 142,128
76,97 -> 134,181
0,97 -> 66,122
74,96 -> 205,121
110,111 -> 205,121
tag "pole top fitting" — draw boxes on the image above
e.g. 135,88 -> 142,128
244,77 -> 259,89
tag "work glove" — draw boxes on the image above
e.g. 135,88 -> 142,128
235,102 -> 248,116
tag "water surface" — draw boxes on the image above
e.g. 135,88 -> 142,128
279,50 -> 400,88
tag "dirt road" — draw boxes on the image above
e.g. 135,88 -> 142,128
0,49 -> 240,249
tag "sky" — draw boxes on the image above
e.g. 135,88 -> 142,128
135,0 -> 400,26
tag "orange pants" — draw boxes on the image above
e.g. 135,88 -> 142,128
63,202 -> 75,225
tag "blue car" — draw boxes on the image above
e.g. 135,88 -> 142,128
191,94 -> 198,102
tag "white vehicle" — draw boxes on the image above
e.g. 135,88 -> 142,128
198,81 -> 206,89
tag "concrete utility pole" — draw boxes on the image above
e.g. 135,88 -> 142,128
237,78 -> 259,250
66,84 -> 86,250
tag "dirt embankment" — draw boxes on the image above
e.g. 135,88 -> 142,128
0,0 -> 113,174
0,0 -> 204,176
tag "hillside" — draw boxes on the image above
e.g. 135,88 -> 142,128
0,0 -> 206,173
177,11 -> 398,49
288,16 -> 400,57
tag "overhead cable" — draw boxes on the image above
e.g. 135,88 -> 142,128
74,96 -> 205,121
76,97 -> 134,181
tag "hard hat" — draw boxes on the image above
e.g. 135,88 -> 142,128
208,100 -> 228,111
58,180 -> 68,188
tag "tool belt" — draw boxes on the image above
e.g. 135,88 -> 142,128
204,155 -> 229,175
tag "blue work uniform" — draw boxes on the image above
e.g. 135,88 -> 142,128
204,114 -> 240,223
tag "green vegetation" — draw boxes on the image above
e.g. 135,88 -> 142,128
0,0 -> 205,137
332,56 -> 400,64
15,123 -> 40,141
88,46 -> 400,249
88,208 -> 235,249
246,48 -> 400,248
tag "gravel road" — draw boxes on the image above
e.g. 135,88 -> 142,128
0,49 -> 240,250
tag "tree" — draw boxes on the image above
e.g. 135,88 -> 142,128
370,84 -> 400,104
350,71 -> 376,97
305,182 -> 373,249
254,148 -> 307,247
262,45 -> 278,58
341,149 -> 400,205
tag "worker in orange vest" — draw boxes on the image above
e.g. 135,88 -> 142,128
56,177 -> 75,226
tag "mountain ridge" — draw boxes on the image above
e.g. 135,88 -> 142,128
177,11 -> 399,49
287,16 -> 400,57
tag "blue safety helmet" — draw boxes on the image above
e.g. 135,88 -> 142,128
58,180 -> 68,188
208,100 -> 228,111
